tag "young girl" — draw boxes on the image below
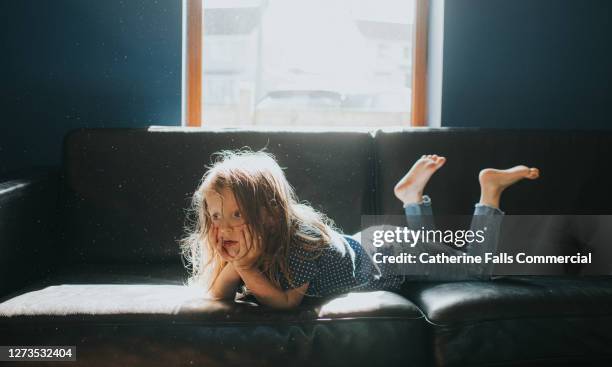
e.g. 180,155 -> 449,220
180,150 -> 539,309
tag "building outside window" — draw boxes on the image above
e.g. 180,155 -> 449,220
189,0 -> 417,127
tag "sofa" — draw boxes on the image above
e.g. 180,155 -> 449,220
1,127 -> 611,367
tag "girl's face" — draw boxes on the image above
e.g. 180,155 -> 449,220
205,187 -> 246,254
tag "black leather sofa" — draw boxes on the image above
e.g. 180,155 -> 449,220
1,127 -> 611,367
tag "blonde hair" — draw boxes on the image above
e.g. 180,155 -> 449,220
179,148 -> 345,293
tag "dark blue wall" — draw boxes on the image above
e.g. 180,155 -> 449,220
442,0 -> 612,128
0,0 -> 182,177
3,0 -> 611,177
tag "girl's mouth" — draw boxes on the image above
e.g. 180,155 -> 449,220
223,240 -> 238,246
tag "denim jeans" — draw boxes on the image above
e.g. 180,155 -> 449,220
399,195 -> 504,281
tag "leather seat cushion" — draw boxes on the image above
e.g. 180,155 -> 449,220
0,264 -> 429,367
400,276 -> 612,366
401,276 -> 612,325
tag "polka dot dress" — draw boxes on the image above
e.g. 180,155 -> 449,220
277,232 -> 406,298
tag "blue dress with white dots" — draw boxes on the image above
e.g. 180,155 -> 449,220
275,196 -> 504,298
277,233 -> 405,298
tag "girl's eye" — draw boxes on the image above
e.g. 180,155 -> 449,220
211,214 -> 220,221
233,211 -> 242,218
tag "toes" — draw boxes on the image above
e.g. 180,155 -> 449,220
527,167 -> 540,179
424,154 -> 443,162
433,156 -> 445,165
428,156 -> 446,169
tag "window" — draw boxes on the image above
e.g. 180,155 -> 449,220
183,0 -> 428,127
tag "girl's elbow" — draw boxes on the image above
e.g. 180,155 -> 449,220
283,294 -> 304,309
210,294 -> 227,301
269,301 -> 300,310
259,294 -> 301,310
209,289 -> 233,301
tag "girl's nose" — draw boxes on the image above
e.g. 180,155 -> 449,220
219,221 -> 233,235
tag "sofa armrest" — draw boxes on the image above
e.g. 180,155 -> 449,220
0,169 -> 61,299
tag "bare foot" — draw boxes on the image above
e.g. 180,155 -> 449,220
394,154 -> 446,205
479,165 -> 540,208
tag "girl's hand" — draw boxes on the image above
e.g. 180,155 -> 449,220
232,224 -> 263,271
209,225 -> 237,262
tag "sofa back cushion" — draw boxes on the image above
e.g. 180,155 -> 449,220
58,128 -> 374,264
375,128 -> 612,215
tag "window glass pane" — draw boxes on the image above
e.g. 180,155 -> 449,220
202,0 -> 414,126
